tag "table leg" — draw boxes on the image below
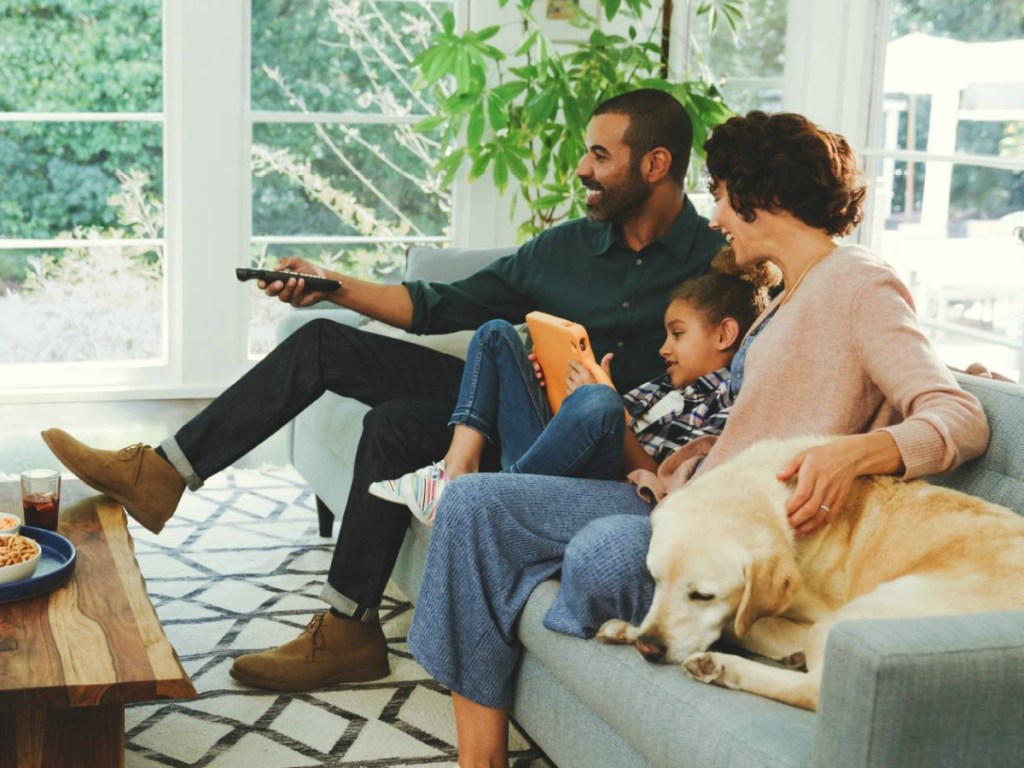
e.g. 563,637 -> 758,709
0,704 -> 125,768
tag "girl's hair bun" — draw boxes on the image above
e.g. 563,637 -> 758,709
709,245 -> 782,290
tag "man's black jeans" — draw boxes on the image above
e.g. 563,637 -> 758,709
170,318 -> 491,611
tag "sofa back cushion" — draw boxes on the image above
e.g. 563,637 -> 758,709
926,374 -> 1024,516
405,246 -> 514,283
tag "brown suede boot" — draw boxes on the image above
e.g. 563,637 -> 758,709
229,612 -> 390,691
40,428 -> 185,534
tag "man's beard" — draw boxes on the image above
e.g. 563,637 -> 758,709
583,163 -> 651,223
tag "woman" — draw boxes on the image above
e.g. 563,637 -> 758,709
407,111 -> 990,767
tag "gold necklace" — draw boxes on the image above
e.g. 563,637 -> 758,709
777,249 -> 832,309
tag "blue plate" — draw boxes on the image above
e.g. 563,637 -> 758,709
0,526 -> 77,603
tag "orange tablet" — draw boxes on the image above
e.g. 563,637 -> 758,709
525,311 -> 616,413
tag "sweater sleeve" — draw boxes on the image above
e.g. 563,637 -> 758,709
849,270 -> 990,478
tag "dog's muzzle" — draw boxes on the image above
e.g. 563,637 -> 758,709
635,634 -> 667,663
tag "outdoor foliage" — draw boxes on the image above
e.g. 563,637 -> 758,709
0,0 -> 163,241
0,170 -> 164,364
249,0 -> 453,284
412,0 -> 743,238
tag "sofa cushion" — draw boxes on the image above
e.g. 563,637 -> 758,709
518,581 -> 815,768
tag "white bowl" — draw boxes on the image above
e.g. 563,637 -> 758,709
0,512 -> 22,536
0,534 -> 41,584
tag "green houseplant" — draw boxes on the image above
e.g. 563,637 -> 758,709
413,0 -> 744,239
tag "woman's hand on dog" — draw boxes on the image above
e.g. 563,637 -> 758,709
777,442 -> 853,538
778,433 -> 904,539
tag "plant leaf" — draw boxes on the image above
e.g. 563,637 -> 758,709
466,102 -> 486,146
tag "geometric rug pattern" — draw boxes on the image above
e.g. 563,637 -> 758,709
123,465 -> 554,768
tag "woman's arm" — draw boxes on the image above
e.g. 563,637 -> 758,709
781,268 -> 988,538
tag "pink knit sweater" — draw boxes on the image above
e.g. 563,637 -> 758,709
631,245 -> 990,499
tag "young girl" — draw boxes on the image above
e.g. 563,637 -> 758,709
370,248 -> 780,524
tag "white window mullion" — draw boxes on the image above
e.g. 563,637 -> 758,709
175,0 -> 250,393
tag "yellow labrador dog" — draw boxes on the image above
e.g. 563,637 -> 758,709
597,435 -> 1024,710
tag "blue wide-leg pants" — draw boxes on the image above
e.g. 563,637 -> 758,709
407,473 -> 656,708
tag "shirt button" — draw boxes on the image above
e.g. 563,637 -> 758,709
635,258 -> 643,266
621,301 -> 630,309
617,341 -> 625,348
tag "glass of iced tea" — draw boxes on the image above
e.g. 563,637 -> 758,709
20,469 -> 61,532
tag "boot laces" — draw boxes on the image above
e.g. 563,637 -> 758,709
114,443 -> 148,484
304,612 -> 327,661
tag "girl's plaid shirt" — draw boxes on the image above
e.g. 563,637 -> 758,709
623,368 -> 733,464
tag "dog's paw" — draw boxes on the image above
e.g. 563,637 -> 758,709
596,619 -> 639,645
781,651 -> 807,670
684,652 -> 728,686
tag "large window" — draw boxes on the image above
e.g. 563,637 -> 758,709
246,0 -> 454,355
687,0 -> 788,115
864,1 -> 1024,381
0,0 -> 165,389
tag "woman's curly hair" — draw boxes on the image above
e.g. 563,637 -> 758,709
703,111 -> 867,236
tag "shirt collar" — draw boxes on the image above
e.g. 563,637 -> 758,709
594,196 -> 705,259
686,367 -> 732,395
655,196 -> 703,261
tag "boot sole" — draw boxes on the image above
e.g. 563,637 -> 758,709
41,431 -> 167,534
228,660 -> 391,691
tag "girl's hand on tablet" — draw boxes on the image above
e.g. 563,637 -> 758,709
565,360 -> 597,393
528,353 -> 546,388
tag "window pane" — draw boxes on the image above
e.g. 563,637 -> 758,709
0,121 -> 164,239
0,244 -> 165,364
689,0 -> 788,114
884,3 -> 1024,162
251,0 -> 447,114
252,122 -> 449,238
873,158 -> 1024,381
0,0 -> 162,113
871,1 -> 1024,382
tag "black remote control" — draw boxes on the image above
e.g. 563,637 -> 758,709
235,268 -> 341,293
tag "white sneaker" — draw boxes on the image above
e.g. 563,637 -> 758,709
368,460 -> 449,526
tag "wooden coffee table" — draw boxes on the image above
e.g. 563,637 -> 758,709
0,487 -> 196,768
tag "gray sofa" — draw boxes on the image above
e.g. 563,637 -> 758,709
276,247 -> 1024,768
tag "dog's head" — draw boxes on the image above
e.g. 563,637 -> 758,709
630,481 -> 801,664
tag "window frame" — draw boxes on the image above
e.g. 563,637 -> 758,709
16,0 -> 993,400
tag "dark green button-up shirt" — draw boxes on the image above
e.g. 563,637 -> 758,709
405,198 -> 725,392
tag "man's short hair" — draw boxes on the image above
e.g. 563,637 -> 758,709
592,89 -> 693,185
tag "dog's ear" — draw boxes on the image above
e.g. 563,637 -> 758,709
734,553 -> 801,638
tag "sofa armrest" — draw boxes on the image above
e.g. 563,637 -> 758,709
275,305 -> 363,345
812,611 -> 1024,768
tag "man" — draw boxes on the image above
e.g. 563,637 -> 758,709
42,88 -> 725,691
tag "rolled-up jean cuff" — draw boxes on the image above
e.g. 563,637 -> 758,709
448,411 -> 493,442
158,437 -> 203,491
320,582 -> 379,623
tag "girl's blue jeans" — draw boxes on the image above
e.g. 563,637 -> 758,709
450,319 -> 625,480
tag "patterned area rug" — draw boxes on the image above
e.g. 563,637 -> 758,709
122,465 -> 553,768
